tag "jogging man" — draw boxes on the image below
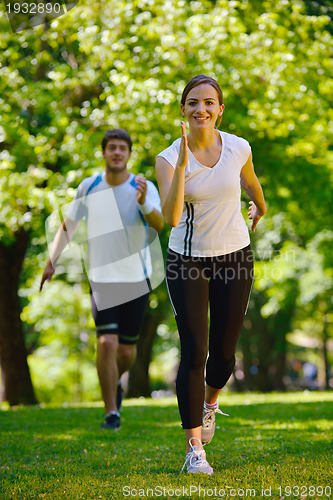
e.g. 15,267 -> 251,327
40,128 -> 163,429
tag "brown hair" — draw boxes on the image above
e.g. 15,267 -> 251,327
181,74 -> 224,128
101,129 -> 132,152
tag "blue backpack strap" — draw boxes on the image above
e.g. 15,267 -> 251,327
86,173 -> 103,197
129,174 -> 137,190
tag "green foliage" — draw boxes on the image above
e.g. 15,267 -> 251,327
21,280 -> 99,403
238,227 -> 333,390
1,0 -> 332,395
150,320 -> 179,390
0,392 -> 332,498
1,0 -> 332,240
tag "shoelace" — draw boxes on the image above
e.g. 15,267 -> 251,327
181,437 -> 208,473
105,411 -> 120,420
203,405 -> 229,427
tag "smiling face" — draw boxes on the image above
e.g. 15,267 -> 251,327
181,83 -> 224,130
102,139 -> 131,174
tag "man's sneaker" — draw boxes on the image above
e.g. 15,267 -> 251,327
201,402 -> 229,444
101,411 -> 120,430
181,437 -> 213,475
116,381 -> 123,411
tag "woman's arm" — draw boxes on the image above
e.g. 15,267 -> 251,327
240,153 -> 267,231
155,122 -> 188,227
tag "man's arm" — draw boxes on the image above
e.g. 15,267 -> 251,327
135,176 -> 164,232
40,216 -> 79,291
141,208 -> 164,233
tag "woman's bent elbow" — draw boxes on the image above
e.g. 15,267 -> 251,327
165,216 -> 181,227
162,206 -> 182,227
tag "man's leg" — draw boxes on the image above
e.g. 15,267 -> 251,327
91,282 -> 122,417
115,343 -> 137,409
115,290 -> 149,390
96,334 -> 119,414
117,343 -> 137,377
92,281 -> 149,426
96,338 -> 136,415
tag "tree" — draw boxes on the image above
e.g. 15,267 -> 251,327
21,279 -> 98,403
1,0 -> 332,402
240,239 -> 300,391
0,231 -> 37,404
293,231 -> 333,389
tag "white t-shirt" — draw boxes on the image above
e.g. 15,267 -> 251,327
66,172 -> 161,282
157,131 -> 251,257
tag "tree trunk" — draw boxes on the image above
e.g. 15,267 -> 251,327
274,348 -> 287,391
127,309 -> 161,398
240,288 -> 291,392
0,232 -> 37,405
322,313 -> 330,390
240,321 -> 254,391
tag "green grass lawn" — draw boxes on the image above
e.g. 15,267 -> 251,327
0,392 -> 332,500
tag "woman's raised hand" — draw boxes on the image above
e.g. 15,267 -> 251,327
176,121 -> 189,169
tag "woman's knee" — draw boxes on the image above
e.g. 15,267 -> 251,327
181,345 -> 207,372
206,355 -> 235,387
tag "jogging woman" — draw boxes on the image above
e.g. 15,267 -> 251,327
155,75 -> 267,474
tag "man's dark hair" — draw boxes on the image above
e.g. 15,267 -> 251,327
101,129 -> 132,152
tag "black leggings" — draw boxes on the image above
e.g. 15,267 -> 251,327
166,245 -> 253,429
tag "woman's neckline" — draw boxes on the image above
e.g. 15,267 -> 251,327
187,130 -> 225,169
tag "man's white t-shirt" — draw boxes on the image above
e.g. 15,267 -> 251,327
157,130 -> 251,257
66,172 -> 161,283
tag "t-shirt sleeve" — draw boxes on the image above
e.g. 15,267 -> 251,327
238,137 -> 252,166
156,140 -> 180,169
65,181 -> 87,221
146,180 -> 162,211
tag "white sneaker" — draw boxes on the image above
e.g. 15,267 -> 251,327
181,437 -> 213,475
201,402 -> 229,444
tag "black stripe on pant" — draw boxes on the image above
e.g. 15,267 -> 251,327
183,202 -> 194,256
